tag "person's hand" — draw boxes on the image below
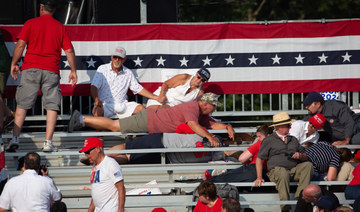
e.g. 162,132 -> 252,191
40,165 -> 49,176
156,94 -> 167,104
291,152 -> 301,160
208,136 -> 220,147
254,178 -> 264,187
92,101 -> 104,116
68,72 -> 78,86
332,140 -> 349,145
226,125 -> 235,141
11,64 -> 20,80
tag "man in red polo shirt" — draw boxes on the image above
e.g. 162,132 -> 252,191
8,0 -> 77,152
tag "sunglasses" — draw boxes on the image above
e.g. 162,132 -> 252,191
84,147 -> 96,155
196,75 -> 206,83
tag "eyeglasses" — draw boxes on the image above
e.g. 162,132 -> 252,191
196,75 -> 206,83
84,147 -> 96,155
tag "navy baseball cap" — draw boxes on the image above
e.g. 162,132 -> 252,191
302,91 -> 325,106
197,67 -> 211,82
313,196 -> 335,209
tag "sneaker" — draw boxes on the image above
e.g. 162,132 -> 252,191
6,138 -> 19,152
2,112 -> 15,133
68,110 -> 82,132
43,142 -> 58,152
80,157 -> 91,166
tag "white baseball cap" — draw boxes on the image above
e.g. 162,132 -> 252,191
112,47 -> 126,58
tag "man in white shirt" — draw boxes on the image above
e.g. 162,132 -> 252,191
91,47 -> 165,119
0,152 -> 61,211
79,137 -> 125,212
289,113 -> 326,146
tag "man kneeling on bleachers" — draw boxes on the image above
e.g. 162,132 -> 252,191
254,112 -> 314,212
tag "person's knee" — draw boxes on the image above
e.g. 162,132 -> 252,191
133,105 -> 145,114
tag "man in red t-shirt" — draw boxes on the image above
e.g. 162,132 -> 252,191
8,0 -> 77,152
69,93 -> 235,146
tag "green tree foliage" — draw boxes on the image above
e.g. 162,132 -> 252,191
178,0 -> 360,22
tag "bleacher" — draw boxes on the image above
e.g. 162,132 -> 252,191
3,123 -> 358,212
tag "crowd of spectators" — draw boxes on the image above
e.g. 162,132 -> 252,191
0,0 -> 359,211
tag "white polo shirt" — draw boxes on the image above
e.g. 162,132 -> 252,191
289,120 -> 320,145
91,62 -> 143,105
0,169 -> 61,212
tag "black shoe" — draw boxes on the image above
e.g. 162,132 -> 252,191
80,158 -> 91,166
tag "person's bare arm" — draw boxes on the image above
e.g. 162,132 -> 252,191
187,120 -> 220,146
159,74 -> 190,96
326,166 -> 338,181
90,85 -> 103,116
254,157 -> 264,187
209,122 -> 235,140
88,199 -> 95,212
10,39 -> 27,80
238,150 -> 253,163
64,48 -> 77,86
115,180 -> 126,212
138,88 -> 166,103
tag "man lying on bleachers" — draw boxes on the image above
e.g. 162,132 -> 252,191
97,133 -> 235,165
69,92 -> 235,147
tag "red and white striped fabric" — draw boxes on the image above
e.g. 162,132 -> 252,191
1,20 -> 360,97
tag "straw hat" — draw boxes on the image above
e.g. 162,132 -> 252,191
269,112 -> 295,127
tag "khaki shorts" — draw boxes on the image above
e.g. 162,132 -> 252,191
119,109 -> 148,133
16,68 -> 61,110
0,72 -> 9,94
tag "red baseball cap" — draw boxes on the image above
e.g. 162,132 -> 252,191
309,114 -> 326,129
152,208 -> 167,212
79,137 -> 103,153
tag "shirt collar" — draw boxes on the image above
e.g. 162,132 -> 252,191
23,169 -> 38,175
275,131 -> 289,141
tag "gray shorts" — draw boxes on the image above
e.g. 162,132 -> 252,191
119,109 -> 148,133
16,68 -> 61,111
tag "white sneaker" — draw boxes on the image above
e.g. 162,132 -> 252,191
43,142 -> 58,152
6,137 -> 19,152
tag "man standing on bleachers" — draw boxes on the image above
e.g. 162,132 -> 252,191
254,112 -> 314,212
303,91 -> 360,145
79,137 -> 125,211
7,0 -> 78,152
0,152 -> 62,211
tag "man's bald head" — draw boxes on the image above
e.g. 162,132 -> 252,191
302,184 -> 322,203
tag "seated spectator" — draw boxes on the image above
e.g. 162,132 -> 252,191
91,46 -> 165,119
254,112 -> 314,211
289,114 -> 326,146
337,148 -> 355,181
295,184 -> 340,212
194,181 -> 222,212
208,124 -> 273,182
345,152 -> 360,200
302,91 -> 360,145
147,67 -> 210,109
313,196 -> 337,212
353,196 -> 360,212
69,93 -> 234,147
303,141 -> 341,181
221,198 -> 241,212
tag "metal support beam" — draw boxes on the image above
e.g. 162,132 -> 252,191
140,0 -> 147,24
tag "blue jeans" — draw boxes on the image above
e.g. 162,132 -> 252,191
345,185 -> 360,200
208,164 -> 265,182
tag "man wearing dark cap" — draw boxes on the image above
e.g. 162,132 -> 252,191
69,93 -> 235,146
302,91 -> 360,145
8,0 -> 78,152
79,137 -> 125,211
91,46 -> 165,119
146,67 -> 210,108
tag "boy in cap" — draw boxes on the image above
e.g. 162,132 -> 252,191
69,93 -> 234,147
289,113 -> 326,146
91,46 -> 165,119
303,91 -> 360,145
254,112 -> 314,211
7,0 -> 78,152
146,67 -> 210,108
79,137 -> 125,211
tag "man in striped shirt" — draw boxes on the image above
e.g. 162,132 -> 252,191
304,141 -> 341,181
